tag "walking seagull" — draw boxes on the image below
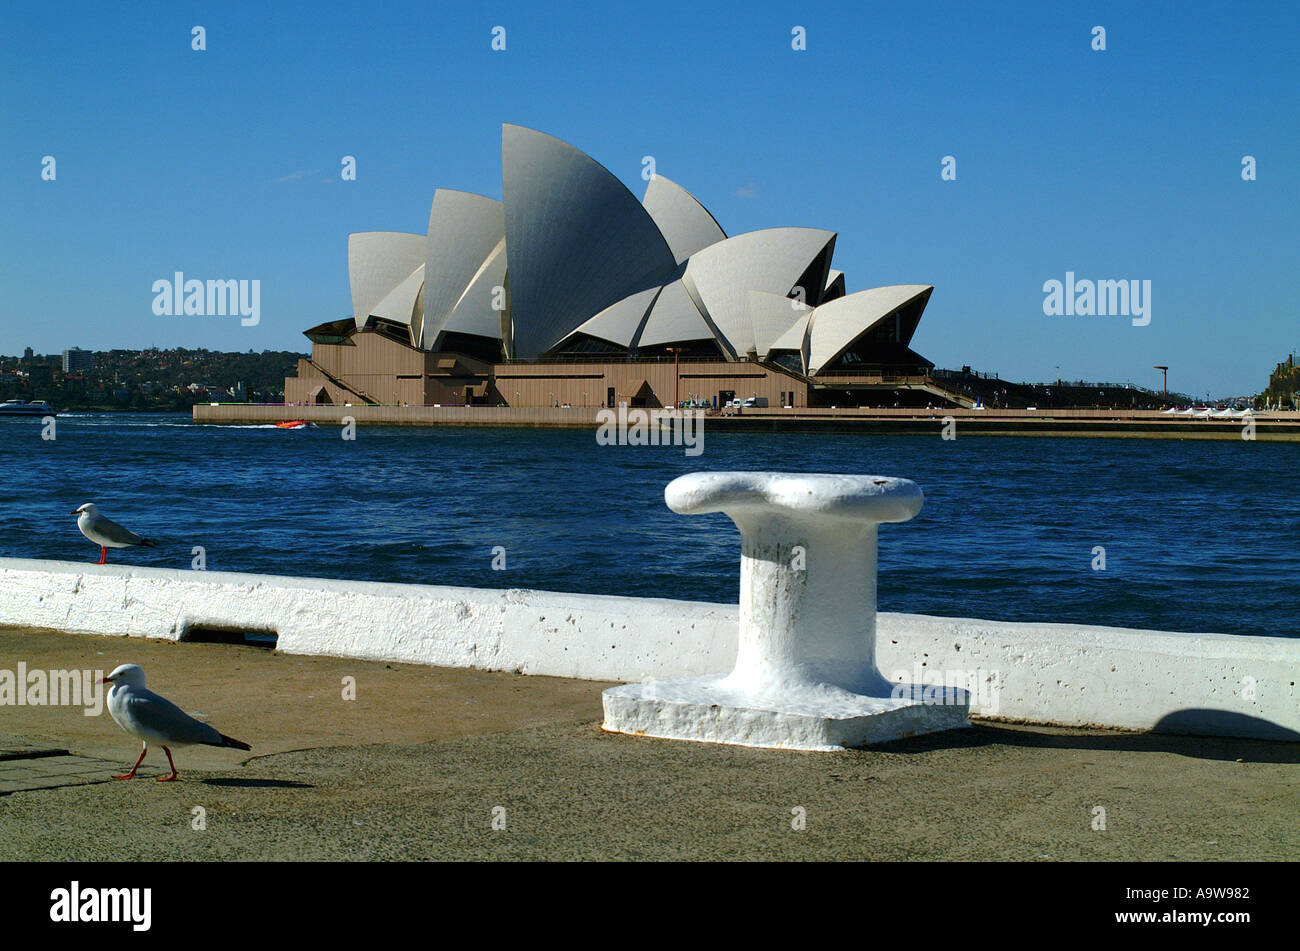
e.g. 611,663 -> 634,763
102,664 -> 251,782
72,503 -> 157,564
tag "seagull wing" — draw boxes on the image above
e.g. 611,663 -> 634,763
121,688 -> 224,746
91,514 -> 148,546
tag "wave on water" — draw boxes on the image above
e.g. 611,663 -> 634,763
49,420 -> 196,428
47,415 -> 316,430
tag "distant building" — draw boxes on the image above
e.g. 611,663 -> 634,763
187,382 -> 229,398
62,348 -> 94,373
22,347 -> 34,362
1265,353 -> 1299,409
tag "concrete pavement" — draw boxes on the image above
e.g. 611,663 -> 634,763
2,626 -> 1296,861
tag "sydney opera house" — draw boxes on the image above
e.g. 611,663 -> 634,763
284,124 -> 940,410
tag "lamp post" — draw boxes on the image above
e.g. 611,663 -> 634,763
666,347 -> 682,409
1154,365 -> 1168,397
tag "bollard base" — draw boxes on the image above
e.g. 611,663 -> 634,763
602,676 -> 970,751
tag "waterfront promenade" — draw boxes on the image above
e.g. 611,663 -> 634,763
4,627 -> 1297,861
192,403 -> 1300,440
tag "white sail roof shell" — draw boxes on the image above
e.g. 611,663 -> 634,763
822,269 -> 845,303
501,124 -> 677,357
368,264 -> 425,330
635,279 -> 716,349
683,228 -> 835,358
566,284 -> 662,348
439,237 -> 508,342
746,290 -> 812,360
769,313 -> 812,372
805,285 -> 933,375
770,312 -> 811,352
421,189 -> 505,348
642,175 -> 726,264
348,232 -> 427,330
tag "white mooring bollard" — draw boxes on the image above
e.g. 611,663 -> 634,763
602,471 -> 971,750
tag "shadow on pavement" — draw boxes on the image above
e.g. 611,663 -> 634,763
871,721 -> 1300,764
201,778 -> 315,789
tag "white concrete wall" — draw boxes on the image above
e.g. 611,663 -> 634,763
0,559 -> 738,682
1,558 -> 1295,741
873,614 -> 1298,741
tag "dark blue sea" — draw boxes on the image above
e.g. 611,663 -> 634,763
1,413 -> 1296,639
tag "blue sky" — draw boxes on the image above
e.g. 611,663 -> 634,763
2,0 -> 1295,397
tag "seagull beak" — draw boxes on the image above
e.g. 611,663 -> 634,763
99,676 -> 112,685
71,509 -> 81,516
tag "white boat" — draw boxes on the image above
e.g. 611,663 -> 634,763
0,399 -> 56,416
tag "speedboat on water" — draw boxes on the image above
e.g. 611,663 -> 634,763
275,420 -> 309,429
0,399 -> 56,416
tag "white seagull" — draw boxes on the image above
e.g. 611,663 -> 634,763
72,502 -> 157,564
102,664 -> 251,782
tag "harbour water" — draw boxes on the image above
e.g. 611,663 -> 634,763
1,413 -> 1296,639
